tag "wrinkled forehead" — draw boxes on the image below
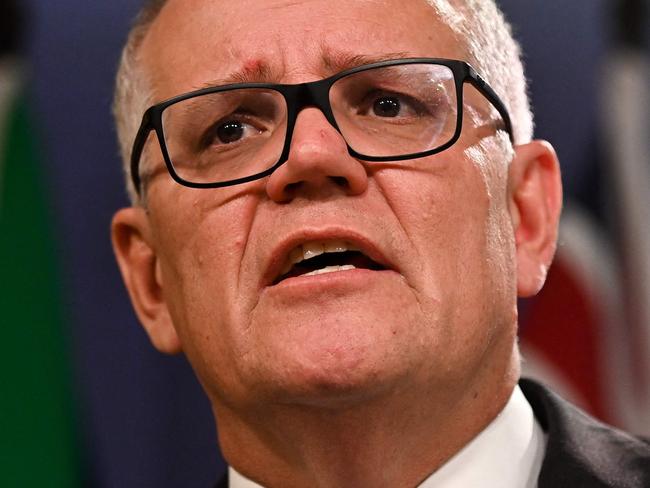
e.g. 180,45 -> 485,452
139,0 -> 467,101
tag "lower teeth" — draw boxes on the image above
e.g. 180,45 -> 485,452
303,264 -> 356,277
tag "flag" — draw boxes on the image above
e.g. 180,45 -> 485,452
0,2 -> 82,484
598,0 -> 650,435
519,0 -> 650,436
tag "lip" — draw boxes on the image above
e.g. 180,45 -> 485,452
261,227 -> 399,288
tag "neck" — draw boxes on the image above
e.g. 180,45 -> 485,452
213,349 -> 520,488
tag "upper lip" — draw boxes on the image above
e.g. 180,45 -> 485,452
261,228 -> 397,287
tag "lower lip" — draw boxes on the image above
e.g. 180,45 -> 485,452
264,267 -> 400,294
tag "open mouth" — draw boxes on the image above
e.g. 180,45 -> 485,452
273,240 -> 386,285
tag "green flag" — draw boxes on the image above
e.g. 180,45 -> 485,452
0,61 -> 81,487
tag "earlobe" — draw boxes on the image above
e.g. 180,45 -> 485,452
508,140 -> 563,297
111,207 -> 182,354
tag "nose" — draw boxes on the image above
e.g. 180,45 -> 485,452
265,108 -> 368,202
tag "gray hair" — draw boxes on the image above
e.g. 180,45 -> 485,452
113,0 -> 167,204
113,0 -> 533,205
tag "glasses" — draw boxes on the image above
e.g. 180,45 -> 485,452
130,58 -> 513,194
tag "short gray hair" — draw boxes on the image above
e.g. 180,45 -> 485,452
113,0 -> 167,204
113,0 -> 533,205
429,0 -> 533,142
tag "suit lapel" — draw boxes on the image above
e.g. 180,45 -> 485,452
521,378 -> 650,488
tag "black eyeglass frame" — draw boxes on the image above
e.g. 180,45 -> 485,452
129,58 -> 514,194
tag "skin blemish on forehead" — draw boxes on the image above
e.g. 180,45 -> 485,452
243,58 -> 267,75
230,58 -> 279,84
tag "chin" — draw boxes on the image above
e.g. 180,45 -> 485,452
230,287 -> 431,407
246,324 -> 410,408
273,363 -> 399,410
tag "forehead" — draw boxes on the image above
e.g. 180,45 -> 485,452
140,0 -> 465,100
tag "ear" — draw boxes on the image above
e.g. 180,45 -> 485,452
508,140 -> 563,297
111,207 -> 182,354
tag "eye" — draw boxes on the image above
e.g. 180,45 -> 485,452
357,90 -> 425,120
216,120 -> 247,144
373,97 -> 402,117
201,117 -> 263,149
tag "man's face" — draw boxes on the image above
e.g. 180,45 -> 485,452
136,0 -> 519,409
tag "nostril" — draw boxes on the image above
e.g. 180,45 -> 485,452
280,181 -> 302,200
329,176 -> 349,187
286,182 -> 301,192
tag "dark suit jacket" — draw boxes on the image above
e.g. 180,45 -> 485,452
216,379 -> 650,487
520,379 -> 650,487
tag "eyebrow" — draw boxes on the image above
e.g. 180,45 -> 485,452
195,49 -> 416,90
196,61 -> 282,89
320,49 -> 414,74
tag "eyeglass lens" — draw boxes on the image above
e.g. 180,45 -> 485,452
160,63 -> 458,185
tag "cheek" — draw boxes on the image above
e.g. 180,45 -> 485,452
378,162 -> 492,278
158,203 -> 247,295
375,157 -> 510,332
159,185 -> 260,273
150,191 -> 261,370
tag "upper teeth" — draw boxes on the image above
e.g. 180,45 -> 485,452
280,240 -> 360,276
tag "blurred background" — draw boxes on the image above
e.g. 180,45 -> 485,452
0,0 -> 648,486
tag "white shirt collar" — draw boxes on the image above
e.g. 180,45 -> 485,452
418,385 -> 546,488
229,385 -> 546,488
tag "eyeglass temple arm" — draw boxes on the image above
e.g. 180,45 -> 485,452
466,69 -> 515,145
130,109 -> 153,196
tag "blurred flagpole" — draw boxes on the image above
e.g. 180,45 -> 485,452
601,0 -> 650,435
0,61 -> 19,208
0,10 -> 22,211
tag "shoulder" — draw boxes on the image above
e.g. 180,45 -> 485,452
520,378 -> 650,488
